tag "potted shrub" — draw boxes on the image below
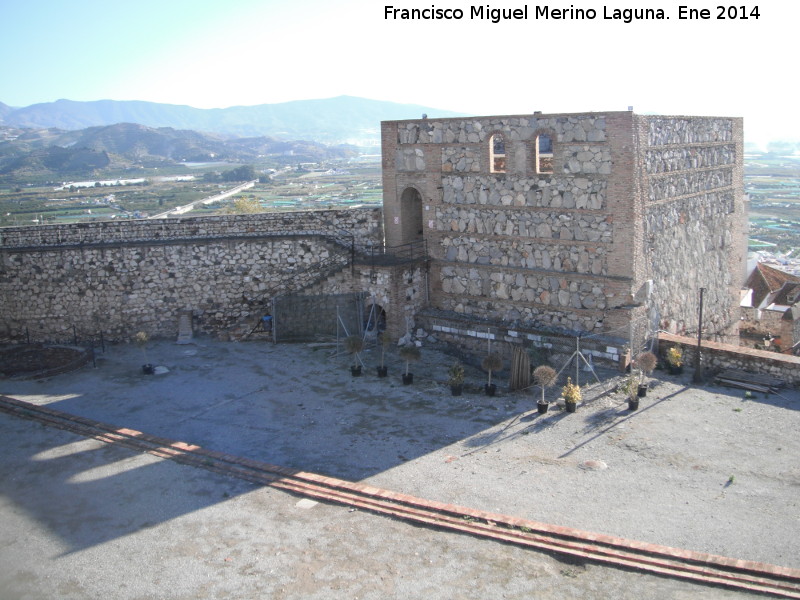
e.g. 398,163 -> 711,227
344,335 -> 364,377
622,373 -> 640,410
481,352 -> 503,396
533,365 -> 557,414
134,331 -> 154,374
665,346 -> 683,375
399,344 -> 420,385
376,333 -> 390,378
634,351 -> 657,397
447,361 -> 465,396
561,377 -> 581,413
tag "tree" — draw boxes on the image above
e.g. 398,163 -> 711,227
533,365 -> 557,405
225,197 -> 261,214
221,165 -> 256,182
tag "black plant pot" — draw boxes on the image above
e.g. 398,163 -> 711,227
450,384 -> 463,396
485,383 -> 497,397
628,398 -> 640,411
142,364 -> 155,375
537,402 -> 549,414
402,373 -> 414,385
376,366 -> 388,378
637,384 -> 648,397
565,401 -> 577,413
668,364 -> 683,375
350,365 -> 362,377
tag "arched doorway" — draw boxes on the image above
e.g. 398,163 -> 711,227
364,303 -> 387,334
399,186 -> 424,245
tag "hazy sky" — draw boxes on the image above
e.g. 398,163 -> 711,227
1,0 -> 796,144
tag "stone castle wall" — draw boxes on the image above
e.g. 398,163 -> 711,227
0,209 -> 383,342
0,209 -> 381,249
641,116 -> 746,340
659,332 -> 800,385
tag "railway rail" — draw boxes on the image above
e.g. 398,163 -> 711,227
2,394 -> 799,598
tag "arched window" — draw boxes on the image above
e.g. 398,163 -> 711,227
490,134 -> 506,173
536,133 -> 553,174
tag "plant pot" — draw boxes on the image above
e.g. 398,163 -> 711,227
564,401 -> 577,413
376,366 -> 388,378
628,398 -> 640,411
142,364 -> 154,375
637,384 -> 648,397
668,364 -> 683,375
450,384 -> 463,396
402,373 -> 414,385
485,383 -> 497,397
350,365 -> 362,377
537,402 -> 549,414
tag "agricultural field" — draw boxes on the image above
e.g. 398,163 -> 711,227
240,165 -> 382,212
0,161 -> 382,226
0,178 -> 228,226
745,151 -> 800,253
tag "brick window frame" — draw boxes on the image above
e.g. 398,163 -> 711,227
534,131 -> 554,174
489,133 -> 506,174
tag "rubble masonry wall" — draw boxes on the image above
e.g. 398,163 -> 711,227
0,209 -> 382,342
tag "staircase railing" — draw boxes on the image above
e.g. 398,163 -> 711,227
358,238 -> 428,266
324,230 -> 428,267
240,233 -> 429,339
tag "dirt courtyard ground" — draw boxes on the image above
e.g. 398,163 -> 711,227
1,337 -> 798,599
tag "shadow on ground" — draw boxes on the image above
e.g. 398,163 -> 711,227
0,338 -> 535,553
0,415 -> 257,555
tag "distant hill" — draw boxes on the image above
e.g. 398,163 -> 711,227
0,102 -> 13,121
0,122 -> 356,179
0,146 -> 111,177
0,96 -> 466,144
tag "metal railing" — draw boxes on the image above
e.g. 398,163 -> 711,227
326,230 -> 428,267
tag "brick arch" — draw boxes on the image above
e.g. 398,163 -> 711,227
364,301 -> 387,334
532,129 -> 555,174
399,186 -> 424,245
488,131 -> 507,173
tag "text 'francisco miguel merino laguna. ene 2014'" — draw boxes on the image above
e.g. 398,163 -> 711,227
382,5 -> 761,24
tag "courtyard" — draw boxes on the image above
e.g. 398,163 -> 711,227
1,337 -> 798,599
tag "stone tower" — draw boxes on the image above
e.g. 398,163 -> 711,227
381,111 -> 746,357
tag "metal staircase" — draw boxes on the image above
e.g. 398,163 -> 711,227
234,232 -> 428,341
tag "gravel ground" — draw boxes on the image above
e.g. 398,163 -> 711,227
1,337 -> 798,599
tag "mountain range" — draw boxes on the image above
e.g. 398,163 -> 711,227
0,96 -> 465,144
0,96 -> 466,179
0,122 -> 362,178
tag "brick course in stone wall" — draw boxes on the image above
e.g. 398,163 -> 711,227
441,175 -> 606,210
647,117 -> 733,145
439,237 -> 608,275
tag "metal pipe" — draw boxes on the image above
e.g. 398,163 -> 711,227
693,288 -> 705,383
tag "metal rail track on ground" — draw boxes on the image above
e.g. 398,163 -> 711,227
2,395 -> 799,598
